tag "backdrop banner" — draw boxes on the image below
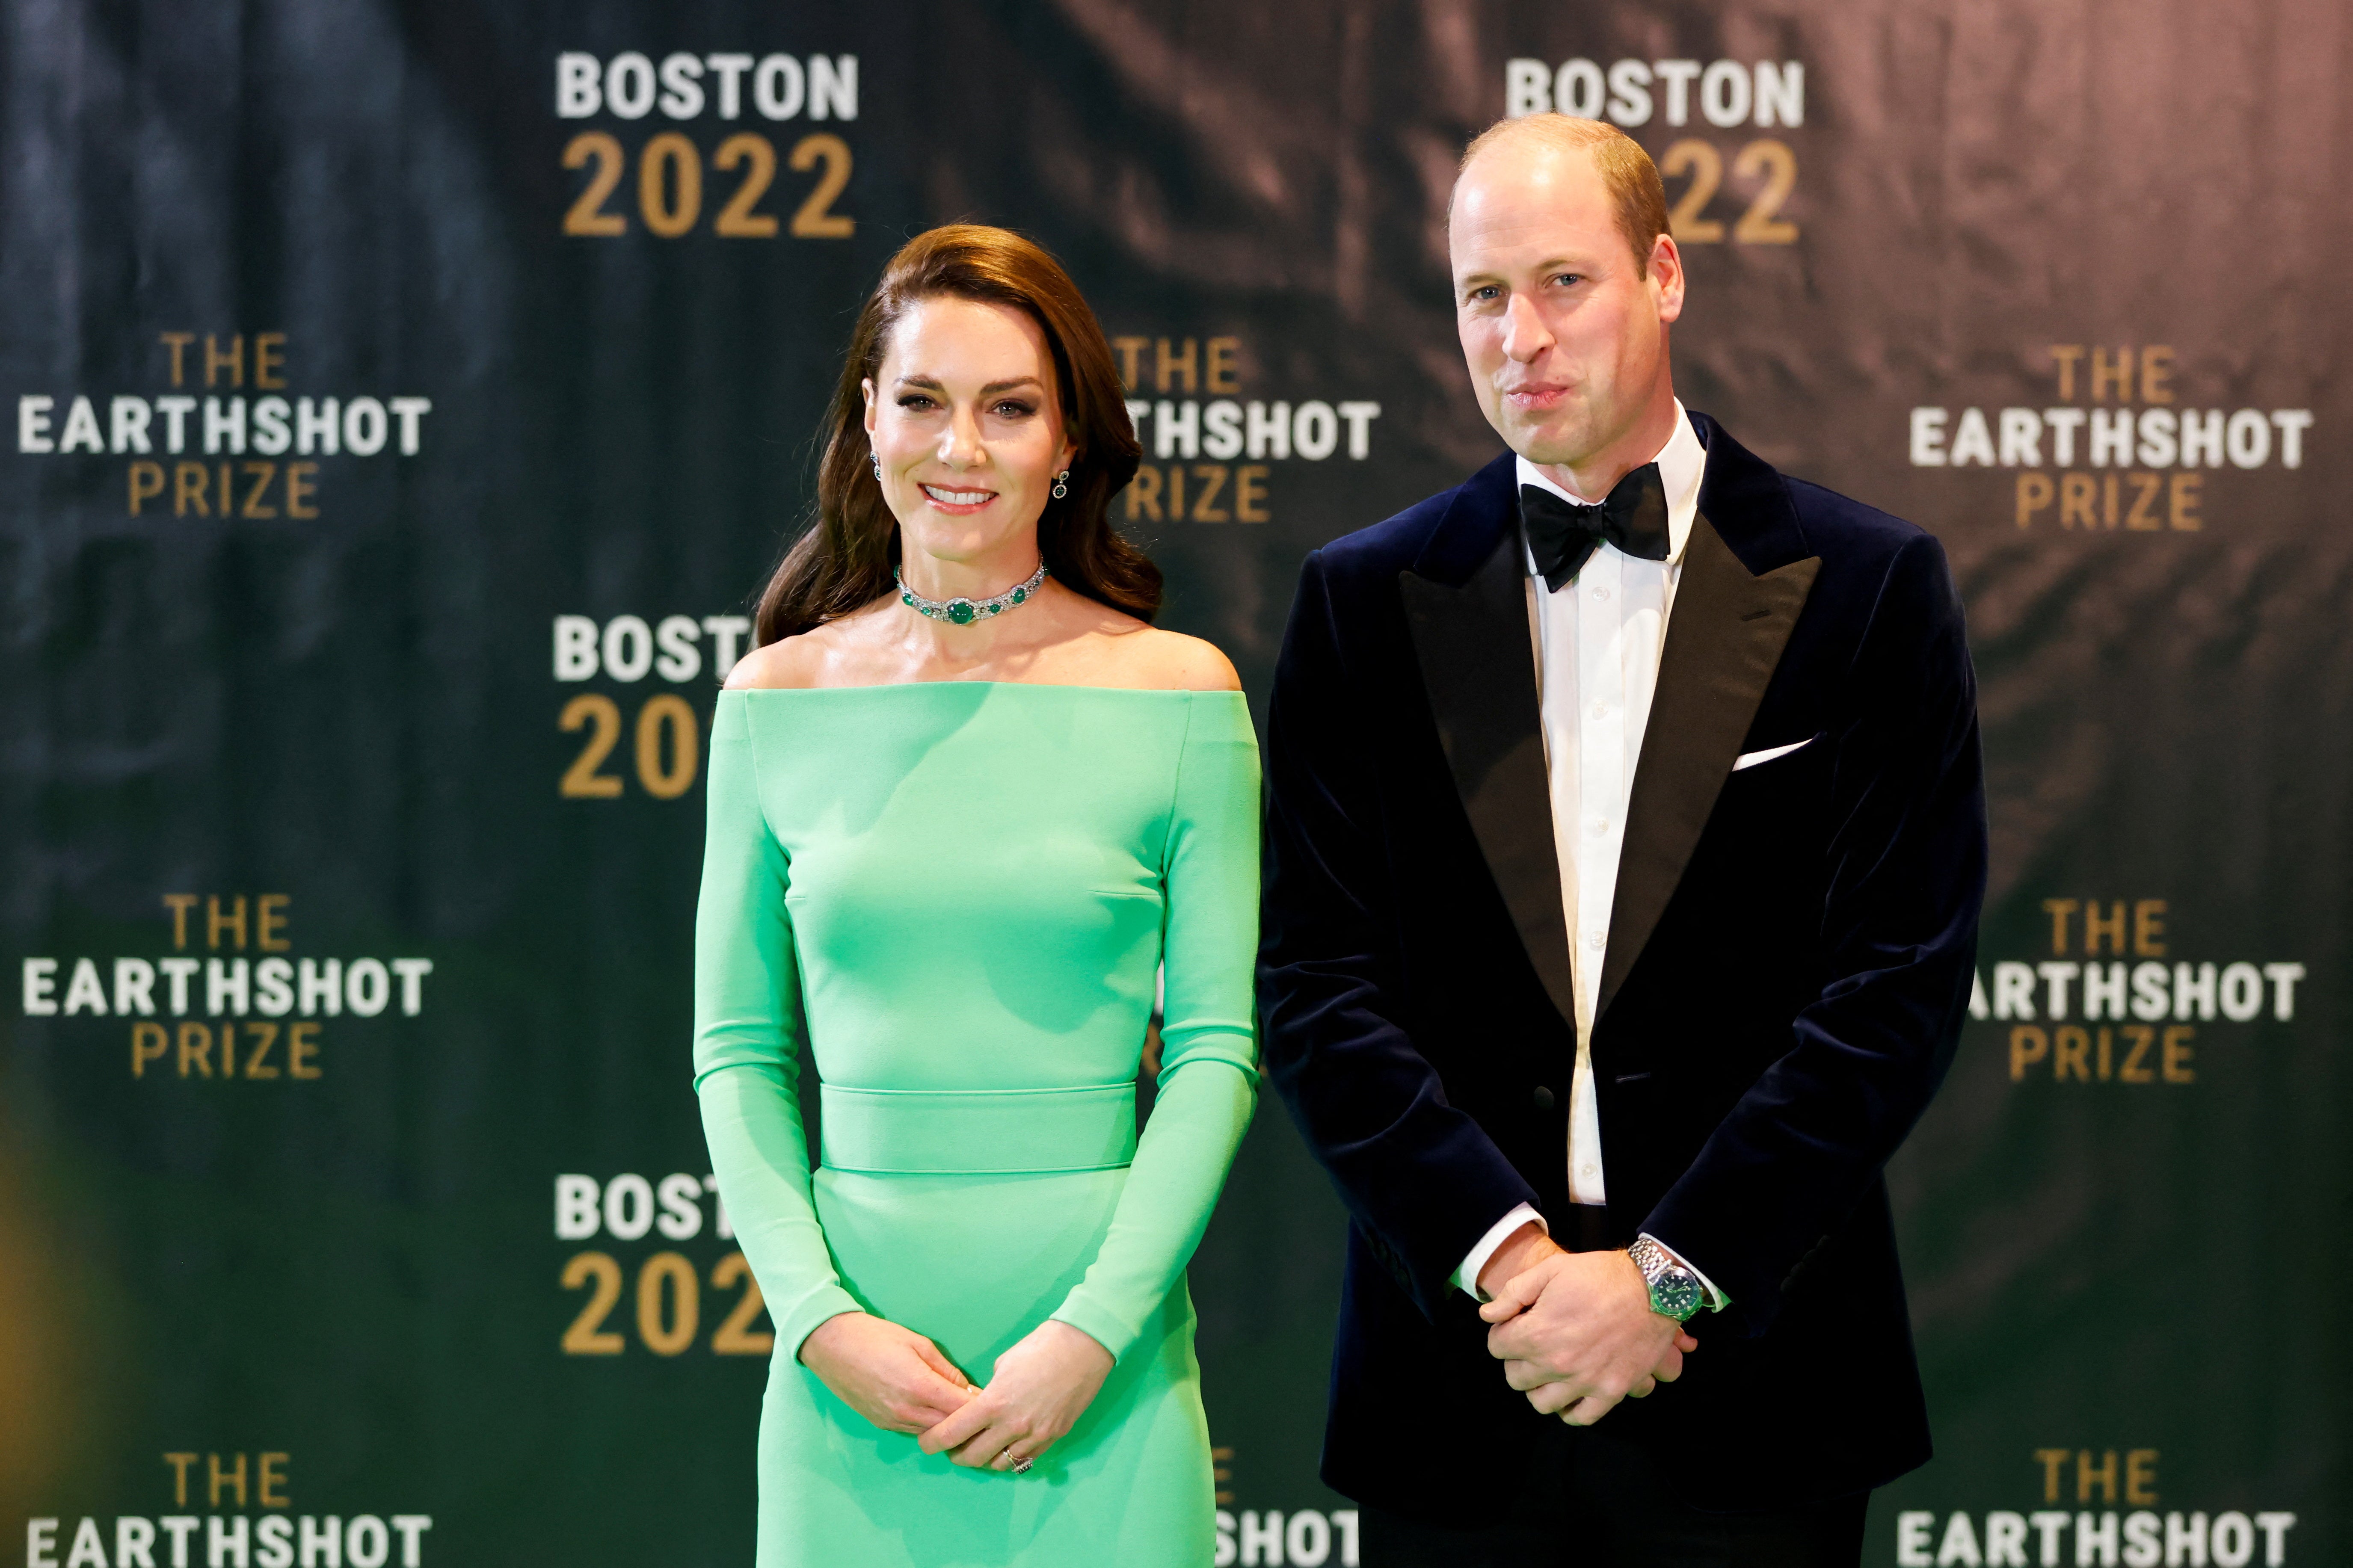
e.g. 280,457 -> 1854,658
4,3 -> 2344,1565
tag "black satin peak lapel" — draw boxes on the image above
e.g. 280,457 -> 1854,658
1598,514 -> 1820,1020
1399,540 -> 1578,1030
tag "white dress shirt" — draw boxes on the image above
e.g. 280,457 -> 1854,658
1452,402 -> 1726,1308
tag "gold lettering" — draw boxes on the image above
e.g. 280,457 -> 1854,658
2169,472 -> 2202,530
2161,1025 -> 2195,1083
1205,336 -> 1241,393
132,1021 -> 168,1077
1110,336 -> 1148,390
2084,900 -> 2125,957
284,461 -> 319,519
159,333 -> 197,388
2053,1025 -> 2091,1082
2009,1026 -> 2048,1082
208,1451 -> 248,1509
2015,471 -> 2052,528
164,893 -> 200,949
203,334 -> 244,389
258,894 -> 291,951
2139,346 -> 2173,405
174,461 -> 210,517
254,334 -> 288,390
2077,1448 -> 2117,1505
2041,898 -> 2078,955
2126,1449 -> 2159,1506
1236,464 -> 1270,523
2034,1448 -> 2070,1504
2090,347 -> 2132,403
2132,899 -> 2166,957
1154,336 -> 1197,394
2119,1026 -> 2156,1084
241,461 -> 279,519
259,1452 -> 290,1508
165,1452 -> 200,1507
2060,472 -> 2095,530
2048,346 -> 2083,402
2124,473 -> 2162,530
290,1021 -> 323,1079
243,1022 -> 281,1080
1126,464 -> 1163,523
1191,464 -> 1229,522
207,894 -> 248,950
129,459 -> 166,515
178,1021 -> 213,1078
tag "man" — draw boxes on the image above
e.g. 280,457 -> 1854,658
1258,115 -> 1986,1566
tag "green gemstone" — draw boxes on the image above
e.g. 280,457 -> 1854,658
1011,587 -> 1026,603
948,601 -> 975,624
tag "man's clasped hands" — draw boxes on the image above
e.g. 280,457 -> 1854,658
1475,1220 -> 1698,1426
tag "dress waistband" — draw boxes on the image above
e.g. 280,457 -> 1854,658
819,1083 -> 1139,1175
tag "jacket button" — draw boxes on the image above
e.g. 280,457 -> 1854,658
1532,1085 -> 1556,1111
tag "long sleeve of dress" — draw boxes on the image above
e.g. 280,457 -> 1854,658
692,694 -> 863,1359
1049,693 -> 1262,1361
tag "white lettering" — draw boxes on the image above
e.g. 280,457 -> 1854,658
657,52 -> 705,119
1909,407 -> 1948,466
19,393 -> 55,452
655,615 -> 702,681
113,395 -> 155,453
1293,401 -> 1338,460
556,53 -> 601,117
602,614 -> 653,681
754,54 -> 805,119
605,53 -> 655,119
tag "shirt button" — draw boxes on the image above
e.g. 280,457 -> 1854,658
1532,1085 -> 1556,1111
1591,585 -> 1611,601
1580,1163 -> 1598,1178
1585,816 -> 1608,836
1586,931 -> 1606,950
1590,702 -> 1609,720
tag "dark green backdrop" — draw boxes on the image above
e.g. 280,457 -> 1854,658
4,4 -> 2343,1565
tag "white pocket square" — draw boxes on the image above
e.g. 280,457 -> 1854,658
1732,738 -> 1814,771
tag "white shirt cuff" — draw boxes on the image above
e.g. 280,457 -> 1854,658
1451,1203 -> 1546,1301
1639,1231 -> 1730,1312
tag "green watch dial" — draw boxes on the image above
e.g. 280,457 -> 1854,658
1648,1268 -> 1703,1322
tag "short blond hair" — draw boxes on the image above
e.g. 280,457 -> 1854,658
1457,115 -> 1670,278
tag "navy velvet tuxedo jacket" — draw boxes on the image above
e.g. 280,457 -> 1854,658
1258,413 -> 1987,1515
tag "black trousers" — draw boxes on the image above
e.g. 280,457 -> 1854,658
1361,1206 -> 1867,1568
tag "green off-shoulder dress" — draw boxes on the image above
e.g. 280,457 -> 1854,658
691,682 -> 1260,1568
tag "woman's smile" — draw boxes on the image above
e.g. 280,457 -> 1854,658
919,480 -> 998,514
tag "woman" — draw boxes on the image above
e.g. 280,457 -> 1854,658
692,225 -> 1258,1568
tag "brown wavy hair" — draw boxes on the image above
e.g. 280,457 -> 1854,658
755,225 -> 1155,645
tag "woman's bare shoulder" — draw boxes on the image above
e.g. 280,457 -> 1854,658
1090,624 -> 1242,692
724,624 -> 841,689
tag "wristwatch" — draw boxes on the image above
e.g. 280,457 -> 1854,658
1627,1237 -> 1705,1322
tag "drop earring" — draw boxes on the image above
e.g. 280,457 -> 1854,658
871,453 -> 883,481
1051,470 -> 1070,500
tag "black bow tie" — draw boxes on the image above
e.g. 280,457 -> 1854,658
1520,463 -> 1670,591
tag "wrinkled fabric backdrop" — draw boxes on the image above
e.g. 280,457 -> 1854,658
3,3 -> 2344,1565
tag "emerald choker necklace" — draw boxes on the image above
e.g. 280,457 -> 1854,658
895,561 -> 1049,626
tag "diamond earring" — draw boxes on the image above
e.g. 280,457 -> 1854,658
1052,469 -> 1070,500
871,452 -> 883,481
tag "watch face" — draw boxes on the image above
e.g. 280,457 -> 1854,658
1652,1267 -> 1703,1321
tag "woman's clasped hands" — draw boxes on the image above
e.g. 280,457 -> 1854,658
800,1311 -> 1115,1473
